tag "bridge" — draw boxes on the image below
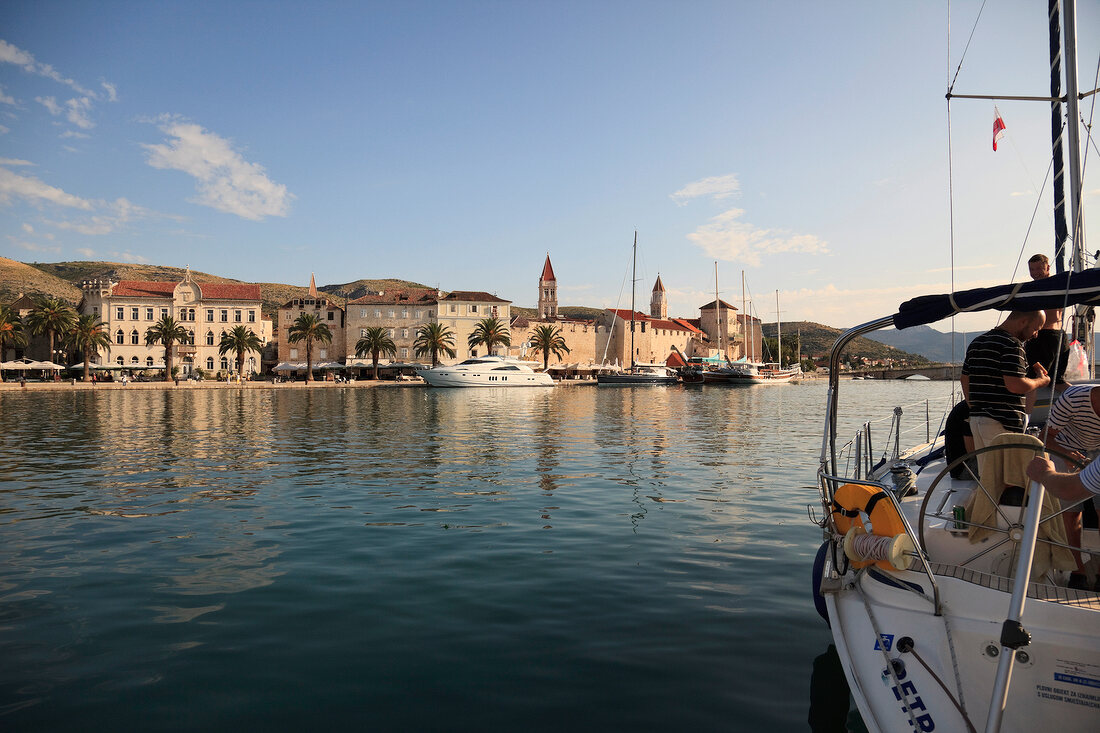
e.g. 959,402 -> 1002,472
848,364 -> 962,380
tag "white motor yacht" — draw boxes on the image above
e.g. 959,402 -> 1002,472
418,356 -> 555,387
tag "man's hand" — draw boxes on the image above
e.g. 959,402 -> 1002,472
1026,455 -> 1055,483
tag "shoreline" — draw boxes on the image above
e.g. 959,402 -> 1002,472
0,378 -> 602,391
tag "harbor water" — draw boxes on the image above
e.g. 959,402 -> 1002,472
0,380 -> 953,731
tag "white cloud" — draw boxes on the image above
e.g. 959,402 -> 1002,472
75,247 -> 96,257
686,207 -> 829,266
0,164 -> 92,209
100,81 -> 117,102
7,235 -> 60,254
0,158 -> 33,166
0,39 -> 97,98
52,197 -> 157,235
924,263 -> 997,274
143,120 -> 293,220
110,250 -> 150,264
0,125 -> 8,135
60,130 -> 90,139
671,174 -> 741,205
36,95 -> 62,115
22,222 -> 33,233
0,85 -> 14,106
66,96 -> 94,129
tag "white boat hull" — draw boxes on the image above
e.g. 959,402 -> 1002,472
418,357 -> 555,387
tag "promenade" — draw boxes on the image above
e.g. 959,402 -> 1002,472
0,378 -> 600,391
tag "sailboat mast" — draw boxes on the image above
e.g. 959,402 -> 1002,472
629,231 -> 637,370
742,271 -> 750,362
776,289 -> 782,368
715,262 -> 721,357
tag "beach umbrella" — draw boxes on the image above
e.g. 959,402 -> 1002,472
2,359 -> 35,370
273,362 -> 306,372
32,360 -> 67,370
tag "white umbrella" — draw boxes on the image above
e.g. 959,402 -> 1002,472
315,361 -> 346,370
31,360 -> 67,370
2,359 -> 35,370
273,362 -> 306,372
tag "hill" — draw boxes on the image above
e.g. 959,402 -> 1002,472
865,324 -> 977,364
761,321 -> 931,365
2,260 -> 427,318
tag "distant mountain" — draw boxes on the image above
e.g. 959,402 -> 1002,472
864,325 -> 977,364
761,321 -> 930,365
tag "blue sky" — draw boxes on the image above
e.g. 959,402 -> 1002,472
1,1 -> 1097,329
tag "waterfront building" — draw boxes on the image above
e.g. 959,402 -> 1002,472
345,288 -> 440,364
438,291 -> 512,360
79,270 -> 269,376
2,293 -> 57,362
276,275 -> 346,364
698,299 -> 743,358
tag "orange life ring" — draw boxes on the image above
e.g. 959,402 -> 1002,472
831,483 -> 908,569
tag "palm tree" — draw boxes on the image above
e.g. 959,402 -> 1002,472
529,324 -> 571,372
414,322 -> 456,367
25,296 -> 76,370
67,314 -> 111,382
0,305 -> 26,360
287,313 -> 333,382
467,317 -> 510,356
145,315 -> 190,382
355,326 -> 397,380
218,325 -> 263,377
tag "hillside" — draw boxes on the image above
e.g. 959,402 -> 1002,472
865,324 -> 976,364
3,260 -> 426,318
761,321 -> 931,365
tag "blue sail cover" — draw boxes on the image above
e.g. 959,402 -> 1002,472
892,270 -> 1100,329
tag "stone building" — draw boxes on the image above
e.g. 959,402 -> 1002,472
276,275 -> 346,364
436,291 -> 511,360
78,270 -> 268,376
345,288 -> 440,363
537,255 -> 557,319
1,293 -> 55,362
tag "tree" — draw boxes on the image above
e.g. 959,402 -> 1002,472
287,313 -> 333,382
414,322 -> 456,367
0,305 -> 26,359
67,314 -> 111,382
355,327 -> 397,380
25,296 -> 76,369
218,325 -> 263,377
145,315 -> 190,382
467,317 -> 510,356
529,324 -> 570,372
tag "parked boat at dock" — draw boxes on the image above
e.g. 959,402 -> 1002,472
418,357 -> 554,387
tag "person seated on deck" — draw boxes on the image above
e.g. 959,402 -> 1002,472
944,400 -> 976,479
1038,384 -> 1100,589
961,310 -> 1049,448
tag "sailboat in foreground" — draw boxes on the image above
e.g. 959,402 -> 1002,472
812,3 -> 1098,731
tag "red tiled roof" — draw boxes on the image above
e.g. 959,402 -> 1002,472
442,291 -> 510,304
606,309 -> 697,333
348,288 -> 439,306
111,280 -> 261,301
540,255 -> 556,282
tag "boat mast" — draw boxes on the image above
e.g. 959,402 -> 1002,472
742,271 -> 748,361
629,231 -> 637,371
776,289 -> 782,368
715,262 -> 721,358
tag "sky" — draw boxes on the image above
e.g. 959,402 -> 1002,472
1,0 -> 1098,331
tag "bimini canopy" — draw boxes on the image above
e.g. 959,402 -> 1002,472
893,270 -> 1100,329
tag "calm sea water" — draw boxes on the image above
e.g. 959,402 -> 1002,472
0,380 -> 954,731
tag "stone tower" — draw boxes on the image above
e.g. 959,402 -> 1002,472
650,275 -> 668,320
538,255 -> 557,319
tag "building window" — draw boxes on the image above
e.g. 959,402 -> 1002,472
189,308 -> 196,321
146,307 -> 154,320
470,305 -> 478,314
116,307 -> 125,320
206,331 -> 214,346
401,309 -> 408,318
388,329 -> 395,338
402,328 -> 408,338
248,310 -> 255,323
428,311 -> 434,319
319,349 -> 327,359
130,330 -> 139,345
131,307 -> 139,320
414,310 -> 421,319
161,308 -> 169,319
400,348 -> 408,358
146,357 -> 154,367
115,329 -> 124,345
375,309 -> 382,318
290,348 -> 298,359
234,310 -> 242,323
187,330 -> 194,345
220,309 -> 228,322
359,308 -> 368,318
131,356 -> 139,364
449,304 -> 456,314
327,311 -> 334,321
207,357 -> 215,370
92,306 -> 99,315
116,356 -> 124,365
206,309 -> 214,321
388,309 -> 396,318
220,357 -> 229,370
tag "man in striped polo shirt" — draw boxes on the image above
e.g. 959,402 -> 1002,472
1038,384 -> 1100,588
961,310 -> 1049,448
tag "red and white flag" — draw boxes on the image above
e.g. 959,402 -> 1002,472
993,107 -> 1006,151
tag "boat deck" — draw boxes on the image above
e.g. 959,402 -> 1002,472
925,561 -> 1100,610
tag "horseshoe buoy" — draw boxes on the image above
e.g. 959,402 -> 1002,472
831,484 -> 913,571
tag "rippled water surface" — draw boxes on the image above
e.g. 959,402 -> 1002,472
0,381 -> 951,731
